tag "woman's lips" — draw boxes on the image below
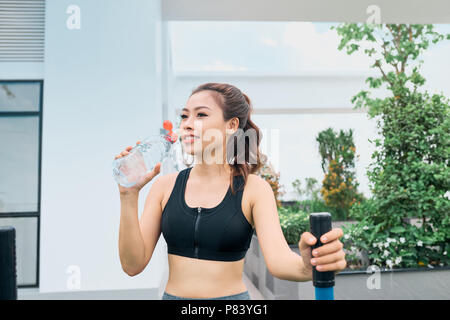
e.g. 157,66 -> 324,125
182,136 -> 199,143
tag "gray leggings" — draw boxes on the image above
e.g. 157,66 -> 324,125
162,290 -> 251,300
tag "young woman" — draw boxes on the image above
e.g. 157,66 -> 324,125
116,83 -> 346,300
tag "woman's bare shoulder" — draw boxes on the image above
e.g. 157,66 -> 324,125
247,173 -> 273,195
244,174 -> 270,206
246,173 -> 266,186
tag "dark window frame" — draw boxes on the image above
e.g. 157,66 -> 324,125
0,79 -> 43,288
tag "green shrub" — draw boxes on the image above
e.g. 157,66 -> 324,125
286,197 -> 358,221
343,216 -> 450,269
291,176 -> 353,221
278,206 -> 310,245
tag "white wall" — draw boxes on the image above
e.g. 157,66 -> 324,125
0,63 -> 43,80
40,0 -> 166,293
170,70 -> 387,110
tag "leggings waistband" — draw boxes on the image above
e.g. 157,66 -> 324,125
162,290 -> 251,300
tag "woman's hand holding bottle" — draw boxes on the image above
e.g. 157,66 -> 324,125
114,140 -> 161,196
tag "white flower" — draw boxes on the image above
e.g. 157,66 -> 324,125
373,243 -> 378,248
344,234 -> 350,240
362,226 -> 369,230
383,250 -> 390,257
386,259 -> 394,269
417,240 -> 423,247
350,246 -> 357,252
394,256 -> 402,265
384,242 -> 390,248
443,251 -> 447,255
399,237 -> 406,244
386,237 -> 398,243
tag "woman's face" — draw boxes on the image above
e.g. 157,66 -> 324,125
180,91 -> 238,163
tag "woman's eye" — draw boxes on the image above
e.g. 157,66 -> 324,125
180,113 -> 206,119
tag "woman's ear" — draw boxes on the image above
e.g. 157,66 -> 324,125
227,117 -> 239,134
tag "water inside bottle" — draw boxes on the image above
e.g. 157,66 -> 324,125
113,137 -> 167,187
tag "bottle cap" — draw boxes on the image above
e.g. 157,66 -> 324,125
163,120 -> 173,131
162,120 -> 178,143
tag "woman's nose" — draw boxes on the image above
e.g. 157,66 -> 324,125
182,116 -> 194,130
183,115 -> 201,131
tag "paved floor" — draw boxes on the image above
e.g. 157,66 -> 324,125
243,272 -> 265,300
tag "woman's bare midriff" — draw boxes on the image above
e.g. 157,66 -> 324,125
164,254 -> 248,298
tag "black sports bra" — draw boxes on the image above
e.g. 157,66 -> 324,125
161,166 -> 254,262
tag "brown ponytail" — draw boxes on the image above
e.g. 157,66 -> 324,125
190,83 -> 263,194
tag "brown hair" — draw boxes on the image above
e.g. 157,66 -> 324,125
190,82 -> 263,194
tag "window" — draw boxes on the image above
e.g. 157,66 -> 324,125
0,80 -> 43,287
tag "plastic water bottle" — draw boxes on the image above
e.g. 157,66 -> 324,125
112,124 -> 178,188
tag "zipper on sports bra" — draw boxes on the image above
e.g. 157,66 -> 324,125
194,207 -> 201,258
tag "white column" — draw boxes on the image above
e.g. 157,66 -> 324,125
40,0 -> 164,293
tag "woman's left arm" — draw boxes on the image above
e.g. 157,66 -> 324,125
250,175 -> 346,282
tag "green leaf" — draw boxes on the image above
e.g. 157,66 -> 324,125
390,226 -> 406,234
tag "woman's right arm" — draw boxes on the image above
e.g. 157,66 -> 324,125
116,141 -> 164,276
119,192 -> 145,276
118,176 -> 164,276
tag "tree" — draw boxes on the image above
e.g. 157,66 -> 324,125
334,23 -> 450,268
292,177 -> 320,201
316,127 -> 364,220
